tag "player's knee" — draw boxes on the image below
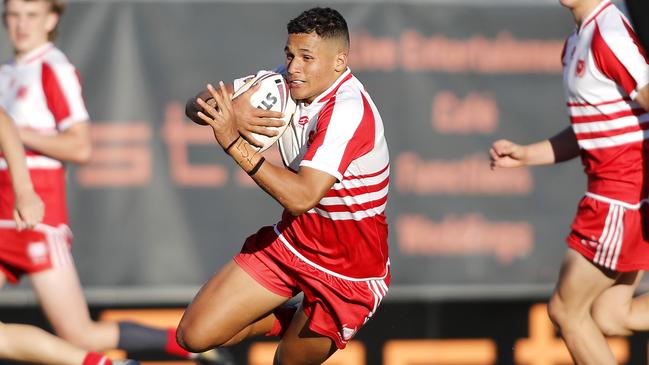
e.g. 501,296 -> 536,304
176,322 -> 224,353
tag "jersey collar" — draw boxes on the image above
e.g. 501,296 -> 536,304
310,68 -> 353,105
16,42 -> 54,65
578,0 -> 612,34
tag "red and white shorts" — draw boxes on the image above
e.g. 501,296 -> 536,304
0,222 -> 73,283
0,170 -> 72,283
567,192 -> 649,272
234,225 -> 390,349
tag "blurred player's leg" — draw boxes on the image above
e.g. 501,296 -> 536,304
273,307 -> 337,365
30,264 -> 119,351
177,261 -> 289,351
29,263 -> 236,364
547,250 -> 618,365
0,322 -> 138,365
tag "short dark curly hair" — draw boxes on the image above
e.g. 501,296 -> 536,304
287,7 -> 349,48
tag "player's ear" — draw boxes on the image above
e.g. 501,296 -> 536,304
45,12 -> 58,35
334,50 -> 347,72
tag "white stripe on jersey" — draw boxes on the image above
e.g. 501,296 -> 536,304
0,156 -> 62,170
310,200 -> 388,221
568,99 -> 640,116
572,113 -> 649,134
577,129 -> 649,149
319,184 -> 389,207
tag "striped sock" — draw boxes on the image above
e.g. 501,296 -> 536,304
82,352 -> 111,365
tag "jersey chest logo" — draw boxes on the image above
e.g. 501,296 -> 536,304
298,115 -> 309,127
576,59 -> 585,77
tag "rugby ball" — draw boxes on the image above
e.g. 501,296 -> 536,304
232,72 -> 296,152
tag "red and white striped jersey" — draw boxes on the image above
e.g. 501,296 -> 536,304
236,68 -> 390,280
0,42 -> 89,172
0,42 -> 88,226
562,0 -> 649,204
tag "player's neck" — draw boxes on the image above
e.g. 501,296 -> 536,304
14,41 -> 50,62
571,0 -> 604,26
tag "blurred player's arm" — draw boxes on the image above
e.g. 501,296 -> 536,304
0,108 -> 44,229
197,82 -> 335,215
186,83 -> 285,147
490,126 -> 579,169
18,121 -> 91,164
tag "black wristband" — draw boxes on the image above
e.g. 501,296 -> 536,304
248,157 -> 266,176
223,137 -> 240,153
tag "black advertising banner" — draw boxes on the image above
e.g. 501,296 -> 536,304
0,1 -> 594,302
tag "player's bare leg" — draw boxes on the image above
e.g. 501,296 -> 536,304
177,260 -> 289,351
548,249 -> 619,365
0,322 -> 86,365
592,271 -> 649,336
274,307 -> 337,365
30,264 -> 120,351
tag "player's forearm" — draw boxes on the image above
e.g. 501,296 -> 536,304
226,137 -> 323,215
19,123 -> 92,164
0,114 -> 34,195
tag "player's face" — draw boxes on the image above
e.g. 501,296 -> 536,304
3,0 -> 57,57
284,32 -> 347,104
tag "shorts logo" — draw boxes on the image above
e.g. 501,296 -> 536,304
340,324 -> 357,342
27,242 -> 48,265
576,60 -> 585,77
581,236 -> 598,248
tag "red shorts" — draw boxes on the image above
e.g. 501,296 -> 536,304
234,226 -> 390,349
567,194 -> 649,272
0,169 -> 72,283
0,223 -> 73,283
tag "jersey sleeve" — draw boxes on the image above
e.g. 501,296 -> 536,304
592,18 -> 649,99
300,91 -> 376,181
41,62 -> 89,131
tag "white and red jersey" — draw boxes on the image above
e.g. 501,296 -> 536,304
235,68 -> 390,280
0,42 -> 89,226
562,0 -> 649,204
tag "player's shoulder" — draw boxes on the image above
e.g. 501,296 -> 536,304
41,46 -> 75,69
595,4 -> 633,38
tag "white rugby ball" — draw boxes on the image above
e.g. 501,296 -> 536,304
232,72 -> 296,152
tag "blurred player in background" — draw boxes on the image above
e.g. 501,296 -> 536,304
0,1 -> 233,364
179,7 -> 390,364
490,0 -> 649,364
0,108 -> 140,365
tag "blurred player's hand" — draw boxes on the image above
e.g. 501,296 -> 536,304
489,139 -> 528,169
231,82 -> 285,148
13,189 -> 44,231
196,82 -> 241,149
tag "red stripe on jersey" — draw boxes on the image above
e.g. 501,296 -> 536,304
326,175 -> 389,198
592,22 -> 637,95
316,195 -> 388,214
574,120 -> 649,140
303,97 -> 335,162
337,94 -> 376,176
42,63 -> 71,124
317,73 -> 353,103
570,107 -> 648,123
580,1 -> 613,33
342,164 -> 390,181
567,96 -> 631,107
